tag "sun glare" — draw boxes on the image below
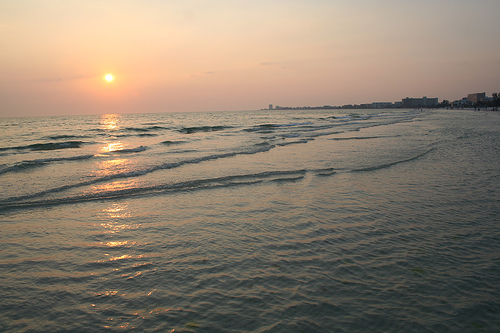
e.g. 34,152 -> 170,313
105,74 -> 114,82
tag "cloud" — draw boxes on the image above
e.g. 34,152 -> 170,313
192,70 -> 229,78
259,61 -> 287,69
40,75 -> 94,83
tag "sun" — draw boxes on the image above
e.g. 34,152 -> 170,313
104,74 -> 114,82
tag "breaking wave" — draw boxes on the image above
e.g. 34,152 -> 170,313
178,126 -> 230,134
352,148 -> 435,172
0,154 -> 95,175
46,134 -> 91,140
0,146 -> 434,212
124,126 -> 169,132
0,141 -> 85,152
0,168 -> 340,212
244,122 -> 314,132
0,108 -> 429,212
161,140 -> 187,146
112,146 -> 148,154
0,145 -> 277,207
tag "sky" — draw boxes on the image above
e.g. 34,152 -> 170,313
1,0 -> 500,117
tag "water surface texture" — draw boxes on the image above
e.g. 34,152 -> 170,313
1,109 -> 499,332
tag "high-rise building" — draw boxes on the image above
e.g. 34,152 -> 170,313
467,93 -> 486,103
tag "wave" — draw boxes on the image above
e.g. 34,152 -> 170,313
329,136 -> 394,141
351,148 -> 434,172
137,133 -> 158,137
281,133 -> 301,138
314,168 -> 337,176
178,126 -> 230,134
0,166 -> 346,212
46,134 -> 90,140
0,169 -> 343,212
319,115 -> 340,120
86,125 -> 168,138
29,141 -> 85,151
6,136 -> 330,199
244,122 -> 314,132
276,139 -> 314,146
161,140 -> 187,146
0,155 -> 95,175
124,126 -> 169,132
0,145 -> 277,206
0,141 -> 85,152
116,133 -> 158,138
2,143 -> 432,210
270,175 -> 305,183
239,114 -> 418,141
110,146 -> 148,154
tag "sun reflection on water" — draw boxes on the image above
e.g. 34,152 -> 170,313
97,203 -> 141,234
99,222 -> 141,233
94,178 -> 135,190
100,114 -> 120,131
94,158 -> 128,173
100,240 -> 136,247
102,203 -> 131,218
101,142 -> 124,153
108,254 -> 133,261
98,114 -> 126,157
89,199 -> 156,329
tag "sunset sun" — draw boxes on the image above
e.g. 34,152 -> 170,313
104,74 -> 114,82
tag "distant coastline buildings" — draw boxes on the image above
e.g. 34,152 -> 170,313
271,96 -> 439,110
401,97 -> 438,108
451,92 -> 497,108
268,91 -> 499,110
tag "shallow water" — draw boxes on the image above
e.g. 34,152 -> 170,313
1,109 -> 499,332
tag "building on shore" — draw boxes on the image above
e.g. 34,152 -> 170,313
467,93 -> 486,104
371,102 -> 394,109
451,97 -> 471,108
401,97 -> 438,108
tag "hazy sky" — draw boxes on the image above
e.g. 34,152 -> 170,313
1,0 -> 499,117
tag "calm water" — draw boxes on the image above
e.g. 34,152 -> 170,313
1,108 -> 499,332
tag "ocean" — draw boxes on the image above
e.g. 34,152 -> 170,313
0,108 -> 499,332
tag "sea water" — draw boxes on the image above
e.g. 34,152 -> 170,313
0,108 -> 499,332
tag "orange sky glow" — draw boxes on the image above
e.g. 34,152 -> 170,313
1,0 -> 499,117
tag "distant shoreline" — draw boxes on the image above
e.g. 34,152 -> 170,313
261,106 -> 499,112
